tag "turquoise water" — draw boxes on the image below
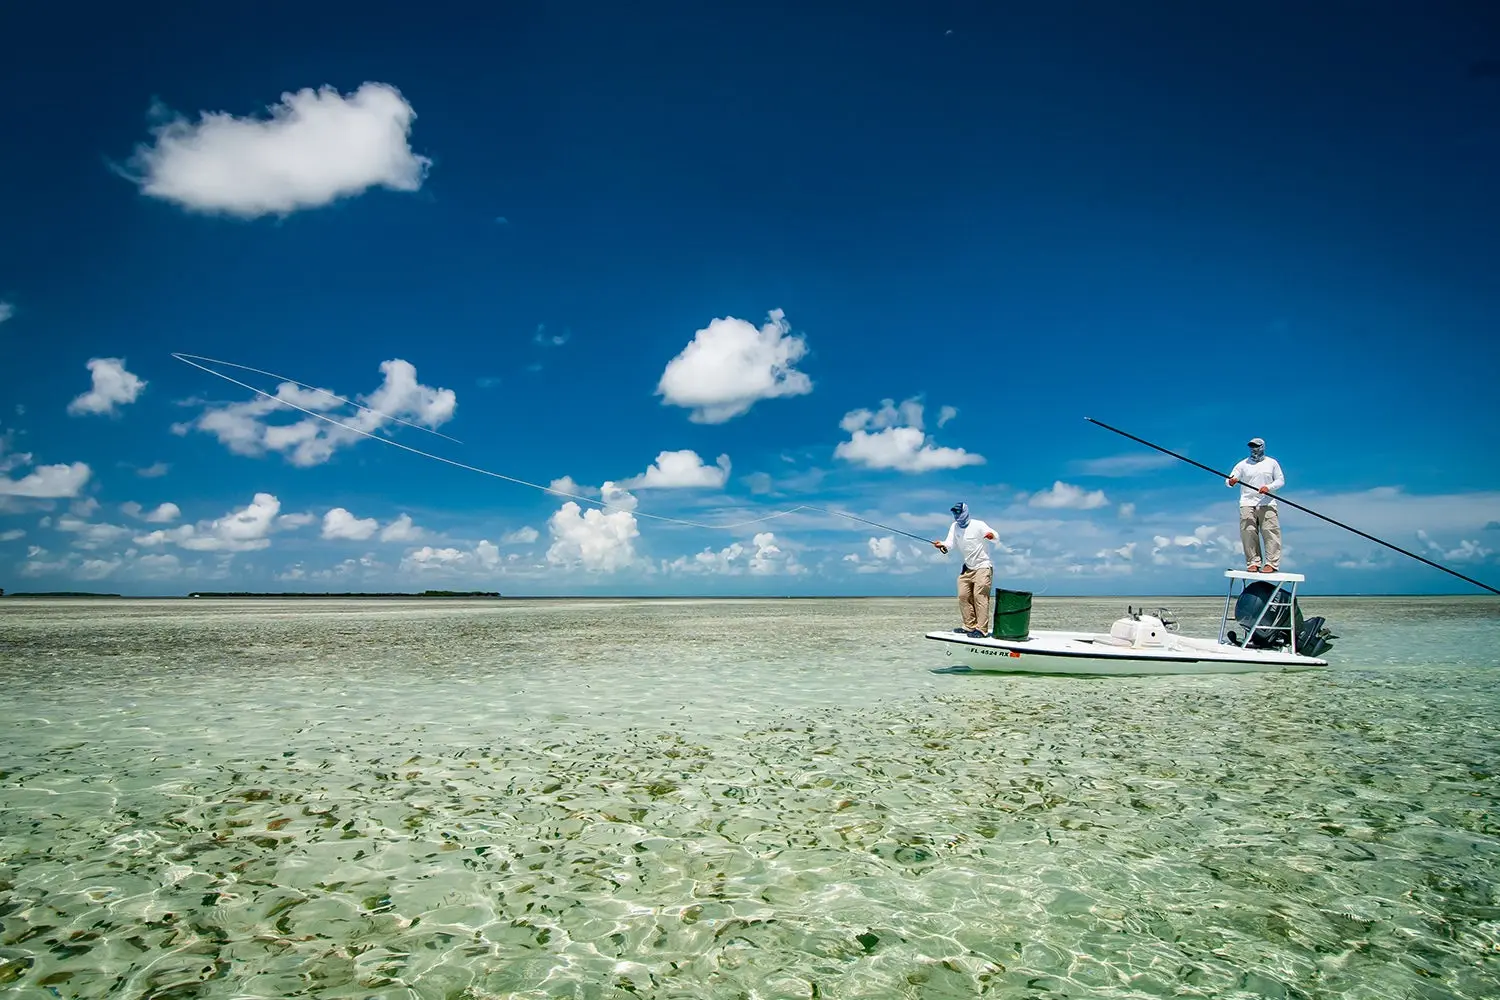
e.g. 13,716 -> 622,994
0,596 -> 1497,999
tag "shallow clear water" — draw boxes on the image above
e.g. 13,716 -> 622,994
1,595 -> 1497,999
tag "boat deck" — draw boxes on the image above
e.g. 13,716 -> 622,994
924,628 -> 1327,675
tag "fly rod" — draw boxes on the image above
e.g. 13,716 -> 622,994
810,505 -> 936,544
1085,417 -> 1500,596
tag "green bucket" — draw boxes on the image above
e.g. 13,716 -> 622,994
992,588 -> 1033,640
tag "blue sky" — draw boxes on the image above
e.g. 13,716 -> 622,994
1,2 -> 1497,597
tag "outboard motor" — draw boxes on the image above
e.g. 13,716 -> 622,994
1295,614 -> 1337,658
1234,580 -> 1337,656
1234,581 -> 1292,648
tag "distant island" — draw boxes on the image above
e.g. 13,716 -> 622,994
2,591 -> 123,598
185,590 -> 502,598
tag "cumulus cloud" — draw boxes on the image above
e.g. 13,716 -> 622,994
621,449 -> 731,490
1118,502 -> 1136,520
0,529 -> 24,542
1029,481 -> 1110,510
57,515 -> 133,550
833,397 -> 983,473
547,497 -> 640,572
176,358 -> 456,467
0,458 -> 92,498
121,501 -> 181,523
401,540 -> 501,574
134,492 -> 290,552
656,309 -> 812,423
0,302 -> 12,324
547,476 -> 594,500
664,532 -> 798,576
1150,525 -> 1237,567
125,82 -> 430,218
379,513 -> 424,542
867,535 -> 898,560
137,462 -> 171,478
663,541 -> 747,575
502,525 -> 539,545
1417,529 -> 1493,564
67,358 -> 147,416
936,405 -> 958,428
322,507 -> 379,540
748,532 -> 798,575
1096,542 -> 1137,561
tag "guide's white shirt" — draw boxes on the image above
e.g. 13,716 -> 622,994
941,520 -> 1001,571
1229,456 -> 1285,508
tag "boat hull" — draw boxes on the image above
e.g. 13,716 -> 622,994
924,629 -> 1327,676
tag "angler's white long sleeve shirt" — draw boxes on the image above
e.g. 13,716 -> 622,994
1228,457 -> 1285,508
940,520 -> 1000,570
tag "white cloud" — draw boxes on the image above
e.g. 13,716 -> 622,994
663,531 -> 799,577
177,359 -> 456,467
834,398 -> 983,473
0,529 -> 24,541
126,82 -> 429,218
379,513 -> 424,542
547,476 -> 594,500
0,461 -> 92,498
502,525 -> 539,545
1150,525 -> 1237,567
1417,529 -> 1493,564
135,492 -> 287,552
547,499 -> 640,572
67,358 -> 147,416
137,462 -> 171,478
71,497 -> 100,517
122,501 -> 181,523
77,558 -> 123,581
57,515 -> 133,550
400,540 -> 501,575
621,450 -> 731,490
0,302 -> 12,324
600,481 -> 639,513
135,554 -> 183,579
656,309 -> 812,423
663,541 -> 746,575
867,535 -> 897,560
748,532 -> 798,576
322,507 -> 379,540
1029,481 -> 1110,510
936,405 -> 958,428
1072,453 -> 1176,477
1118,502 -> 1136,520
1096,542 -> 1137,561
277,513 -> 316,530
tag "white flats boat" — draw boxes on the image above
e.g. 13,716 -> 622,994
925,570 -> 1336,676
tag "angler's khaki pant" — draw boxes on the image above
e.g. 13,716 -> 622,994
958,565 -> 993,632
1240,505 -> 1282,568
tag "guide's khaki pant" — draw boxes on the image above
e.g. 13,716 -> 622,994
1240,505 -> 1282,568
958,565 -> 993,632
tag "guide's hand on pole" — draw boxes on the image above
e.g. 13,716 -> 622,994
1227,477 -> 1239,486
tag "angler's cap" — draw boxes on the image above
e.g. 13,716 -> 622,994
1248,437 -> 1265,448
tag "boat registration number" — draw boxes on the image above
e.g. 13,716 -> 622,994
976,649 -> 1021,658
